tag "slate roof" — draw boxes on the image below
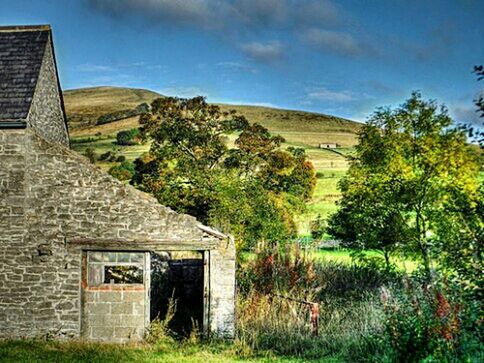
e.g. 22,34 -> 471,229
0,25 -> 50,126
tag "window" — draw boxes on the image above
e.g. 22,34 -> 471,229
87,251 -> 145,285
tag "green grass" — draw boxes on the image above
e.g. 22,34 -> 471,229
242,248 -> 418,273
0,340 -> 339,363
67,86 -> 357,235
309,249 -> 418,272
70,134 -> 350,232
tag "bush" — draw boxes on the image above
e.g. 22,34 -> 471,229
378,279 -> 483,362
310,214 -> 325,240
99,151 -> 117,162
116,128 -> 140,146
83,148 -> 97,163
108,161 -> 135,181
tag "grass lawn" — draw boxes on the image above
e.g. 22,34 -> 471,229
0,340 -> 342,363
240,248 -> 418,272
310,249 -> 418,272
70,134 -> 351,234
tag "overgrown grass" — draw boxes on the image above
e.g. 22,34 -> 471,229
0,339 -> 319,363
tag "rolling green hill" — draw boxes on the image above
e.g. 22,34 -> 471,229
65,86 -> 361,234
64,86 -> 162,128
64,86 -> 362,147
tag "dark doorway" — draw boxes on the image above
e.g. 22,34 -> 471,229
150,251 -> 204,337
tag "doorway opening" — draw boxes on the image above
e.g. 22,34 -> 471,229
150,251 -> 205,337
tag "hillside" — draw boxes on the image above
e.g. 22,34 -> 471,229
64,86 -> 161,128
64,86 -> 362,147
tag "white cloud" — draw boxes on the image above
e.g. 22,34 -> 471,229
76,63 -> 115,72
240,41 -> 283,63
216,61 -> 257,73
303,28 -> 363,57
304,87 -> 354,103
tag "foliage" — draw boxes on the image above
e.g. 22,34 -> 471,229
465,65 -> 484,146
116,128 -> 141,146
132,96 -> 316,250
108,161 -> 135,181
99,150 -> 118,162
236,245 -> 399,361
96,103 -> 150,125
238,243 -> 318,297
83,147 -> 97,163
378,278 -> 483,362
146,296 -> 177,344
328,92 -> 481,277
310,214 -> 326,240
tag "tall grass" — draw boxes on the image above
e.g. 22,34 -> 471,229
236,244 -> 395,360
236,244 -> 483,362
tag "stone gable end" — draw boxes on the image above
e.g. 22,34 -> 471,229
0,128 -> 235,340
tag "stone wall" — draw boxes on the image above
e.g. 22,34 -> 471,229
209,238 -> 236,337
0,129 -> 236,340
27,36 -> 69,147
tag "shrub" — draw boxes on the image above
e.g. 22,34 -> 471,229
108,161 -> 135,181
237,243 -> 317,297
310,214 -> 325,240
83,148 -> 97,163
378,278 -> 483,362
116,128 -> 140,146
99,151 -> 117,162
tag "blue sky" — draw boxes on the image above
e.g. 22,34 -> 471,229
1,0 -> 483,125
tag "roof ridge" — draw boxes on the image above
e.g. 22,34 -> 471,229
0,25 -> 51,32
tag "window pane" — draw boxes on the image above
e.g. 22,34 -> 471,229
130,253 -> 144,263
104,265 -> 143,284
102,252 -> 117,262
117,252 -> 131,263
88,265 -> 103,285
88,252 -> 103,263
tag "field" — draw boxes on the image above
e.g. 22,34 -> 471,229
66,86 -> 359,234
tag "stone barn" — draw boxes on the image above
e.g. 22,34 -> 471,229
0,25 -> 235,343
319,143 -> 338,149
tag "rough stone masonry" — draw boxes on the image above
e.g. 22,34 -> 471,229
0,25 -> 235,343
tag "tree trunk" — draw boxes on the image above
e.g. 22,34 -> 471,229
383,249 -> 391,271
416,209 -> 432,279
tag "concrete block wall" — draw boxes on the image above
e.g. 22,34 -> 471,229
82,288 -> 146,343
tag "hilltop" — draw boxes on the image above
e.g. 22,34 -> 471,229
64,86 -> 362,147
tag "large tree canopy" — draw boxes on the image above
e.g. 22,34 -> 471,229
328,92 -> 481,277
132,96 -> 316,250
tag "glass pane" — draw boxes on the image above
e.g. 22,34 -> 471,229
88,265 -> 103,285
117,252 -> 131,263
130,253 -> 144,263
104,265 -> 143,284
88,252 -> 103,263
102,252 -> 117,262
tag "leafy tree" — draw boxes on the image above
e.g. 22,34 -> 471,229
116,128 -> 141,146
459,66 -> 484,147
132,96 -> 315,249
328,92 -> 480,276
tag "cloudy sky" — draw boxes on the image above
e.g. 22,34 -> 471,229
1,0 -> 483,124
